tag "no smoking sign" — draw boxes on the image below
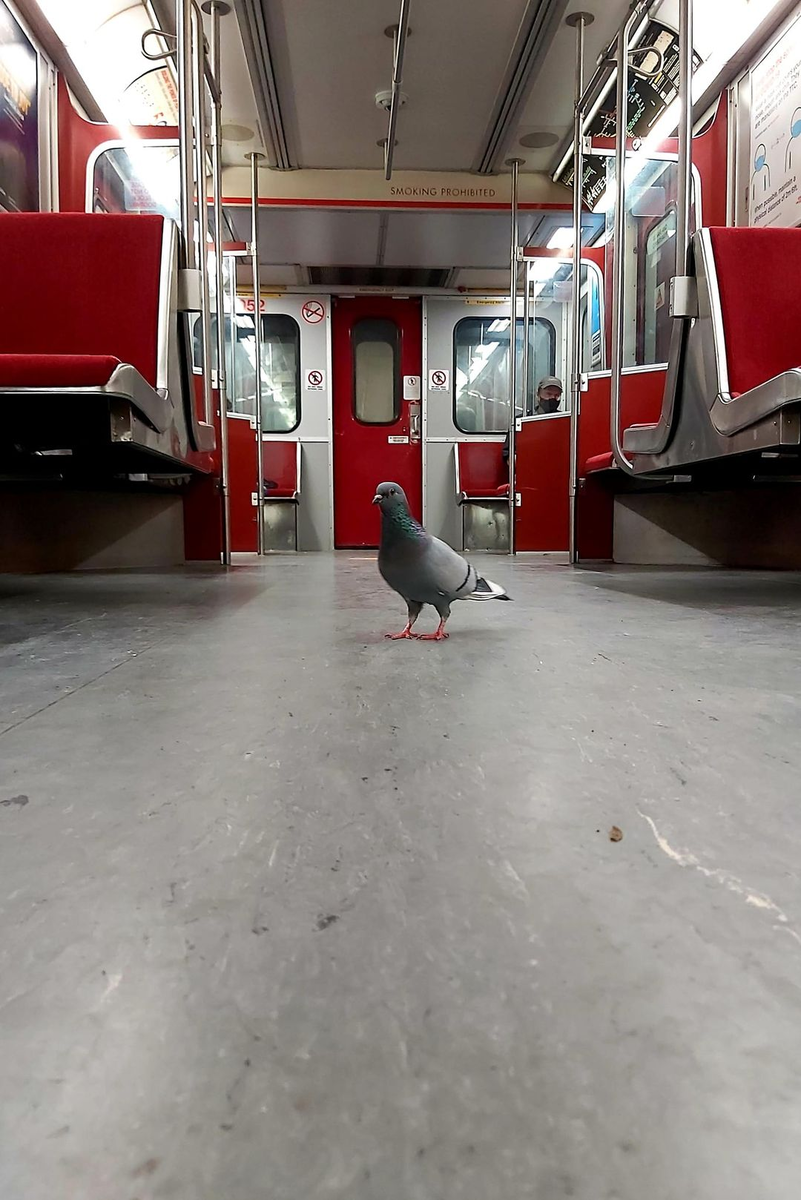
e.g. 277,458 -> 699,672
301,300 -> 325,324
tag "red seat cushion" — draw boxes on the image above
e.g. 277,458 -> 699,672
0,354 -> 121,388
0,213 -> 164,386
708,227 -> 801,396
586,452 -> 615,472
458,442 -> 507,497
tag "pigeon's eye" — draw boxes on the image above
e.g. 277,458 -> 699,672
389,488 -> 396,495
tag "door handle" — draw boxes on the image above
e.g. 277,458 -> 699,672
409,401 -> 421,442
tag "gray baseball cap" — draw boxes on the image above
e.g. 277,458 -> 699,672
537,375 -> 563,392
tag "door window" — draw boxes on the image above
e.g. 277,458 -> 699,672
453,317 -> 556,433
352,318 -> 400,424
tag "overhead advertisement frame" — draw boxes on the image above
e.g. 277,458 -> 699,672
0,0 -> 39,213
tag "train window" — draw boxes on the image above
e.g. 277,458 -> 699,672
90,144 -> 181,220
643,208 -> 677,365
604,155 -> 696,368
352,318 -> 400,424
453,317 -> 555,433
220,313 -> 301,432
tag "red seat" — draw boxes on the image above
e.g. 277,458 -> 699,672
455,442 -> 509,500
262,441 -> 301,501
0,355 -> 121,388
708,227 -> 801,397
585,452 -> 614,473
0,213 -> 165,387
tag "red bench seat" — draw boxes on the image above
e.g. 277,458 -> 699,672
262,440 -> 301,501
0,355 -> 122,388
454,441 -> 509,501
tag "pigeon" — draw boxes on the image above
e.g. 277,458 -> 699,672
372,481 -> 511,641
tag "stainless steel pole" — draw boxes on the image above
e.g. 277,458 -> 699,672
520,256 -> 531,420
384,0 -> 411,180
507,158 -> 523,555
208,0 -> 231,565
176,0 -> 195,272
191,6 -> 213,427
609,13 -> 639,475
249,151 -> 266,556
675,0 -> 693,276
567,12 -> 589,563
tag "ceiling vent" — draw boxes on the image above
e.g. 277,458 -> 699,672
308,267 -> 449,288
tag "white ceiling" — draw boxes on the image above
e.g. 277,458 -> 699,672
261,0 -> 533,171
217,0 -> 635,175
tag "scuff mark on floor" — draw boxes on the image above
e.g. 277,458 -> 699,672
638,810 -> 797,937
100,973 -> 122,1004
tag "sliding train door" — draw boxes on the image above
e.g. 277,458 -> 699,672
332,297 -> 422,548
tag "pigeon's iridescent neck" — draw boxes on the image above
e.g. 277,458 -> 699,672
381,503 -> 425,542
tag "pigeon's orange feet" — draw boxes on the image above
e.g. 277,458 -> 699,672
385,628 -> 419,640
417,623 -> 449,641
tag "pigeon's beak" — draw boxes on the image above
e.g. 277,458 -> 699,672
372,494 -> 382,505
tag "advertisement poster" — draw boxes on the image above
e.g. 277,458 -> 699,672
750,14 -> 801,228
0,0 -> 38,212
560,20 -> 701,210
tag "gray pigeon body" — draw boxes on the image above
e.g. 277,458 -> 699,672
372,481 -> 510,640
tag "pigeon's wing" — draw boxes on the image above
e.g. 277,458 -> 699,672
397,535 -> 477,605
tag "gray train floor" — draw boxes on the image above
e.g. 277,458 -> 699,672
2,555 -> 801,1200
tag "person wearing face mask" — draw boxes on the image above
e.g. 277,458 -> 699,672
502,376 -> 564,461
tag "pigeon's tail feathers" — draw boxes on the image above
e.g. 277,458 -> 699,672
466,575 -> 512,602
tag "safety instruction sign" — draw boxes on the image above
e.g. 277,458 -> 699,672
428,369 -> 450,391
305,368 -> 325,390
750,12 -> 801,228
301,300 -> 325,324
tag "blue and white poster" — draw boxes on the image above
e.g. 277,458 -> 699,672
0,0 -> 38,212
750,12 -> 801,228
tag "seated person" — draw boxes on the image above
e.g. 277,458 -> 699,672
502,375 -> 564,460
533,375 -> 563,415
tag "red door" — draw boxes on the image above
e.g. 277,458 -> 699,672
332,297 -> 422,548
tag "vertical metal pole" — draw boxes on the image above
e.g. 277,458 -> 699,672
675,0 -> 693,276
249,151 -> 266,556
507,158 -> 523,556
192,7 -> 213,427
567,12 -> 587,564
609,15 -> 638,475
176,0 -> 196,272
208,1 -> 231,565
520,258 -> 531,417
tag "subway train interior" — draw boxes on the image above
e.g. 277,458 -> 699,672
3,0 -> 801,1195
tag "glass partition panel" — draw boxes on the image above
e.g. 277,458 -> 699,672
603,155 -> 695,368
91,143 -> 180,219
453,261 -> 603,432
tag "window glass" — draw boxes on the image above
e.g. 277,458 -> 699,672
91,144 -> 180,219
221,312 -> 300,432
643,207 -> 677,364
352,318 -> 399,424
603,155 -> 695,367
453,317 -> 556,433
